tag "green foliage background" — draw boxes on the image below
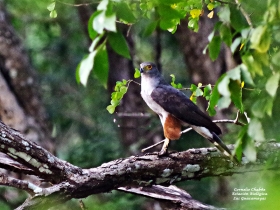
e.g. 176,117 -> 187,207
2,0 -> 280,209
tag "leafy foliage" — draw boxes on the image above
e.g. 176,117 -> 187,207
74,0 -> 280,162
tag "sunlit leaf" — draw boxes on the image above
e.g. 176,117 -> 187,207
88,12 -> 99,40
240,64 -> 254,85
50,10 -> 57,18
97,0 -> 109,10
272,51 -> 280,66
218,5 -> 230,24
47,2 -> 55,11
107,105 -> 115,114
207,11 -> 214,18
248,118 -> 265,142
190,9 -> 201,18
242,54 -> 263,76
218,76 -> 230,97
217,96 -> 231,109
93,11 -> 106,34
230,37 -> 241,53
250,25 -> 271,53
134,68 -> 141,78
79,51 -> 97,86
265,72 -> 280,97
243,136 -> 257,162
207,3 -> 214,10
104,11 -> 116,32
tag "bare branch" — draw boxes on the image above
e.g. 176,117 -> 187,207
119,185 -> 221,210
0,172 -> 38,195
0,121 -> 82,183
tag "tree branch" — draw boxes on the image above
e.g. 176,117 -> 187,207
119,185 -> 221,210
1,120 -> 280,209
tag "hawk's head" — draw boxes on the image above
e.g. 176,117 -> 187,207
140,62 -> 158,75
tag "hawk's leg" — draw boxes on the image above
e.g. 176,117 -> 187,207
158,138 -> 170,156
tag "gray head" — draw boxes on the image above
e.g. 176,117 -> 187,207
140,62 -> 160,77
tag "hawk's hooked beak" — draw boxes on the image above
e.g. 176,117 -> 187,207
140,68 -> 144,73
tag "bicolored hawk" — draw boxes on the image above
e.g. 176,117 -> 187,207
140,62 -> 235,161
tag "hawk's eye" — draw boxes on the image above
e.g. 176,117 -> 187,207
146,65 -> 152,70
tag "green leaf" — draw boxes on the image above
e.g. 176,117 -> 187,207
195,88 -> 203,97
217,96 -> 231,109
50,10 -> 57,18
250,25 -> 271,53
115,2 -> 136,23
134,68 -> 141,78
248,118 -> 265,142
230,37 -> 241,53
230,5 -> 248,31
207,3 -> 214,10
143,21 -> 158,37
227,65 -> 241,80
218,76 -> 230,97
89,33 -> 105,52
218,5 -> 230,24
242,54 -> 263,76
229,80 -> 243,112
203,84 -> 212,100
93,44 -> 109,87
253,96 -> 274,117
190,84 -> 197,92
107,105 -> 116,114
108,32 -> 130,59
219,24 -> 232,46
47,2 -> 55,11
265,72 -> 280,97
207,75 -> 225,116
120,86 -> 128,94
188,18 -> 199,32
208,36 -> 221,61
88,12 -> 99,40
93,11 -> 106,34
243,138 -> 257,162
104,11 -> 117,32
234,125 -> 248,161
252,51 -> 269,66
97,0 -> 109,10
272,51 -> 280,66
240,64 -> 254,85
78,51 -> 97,86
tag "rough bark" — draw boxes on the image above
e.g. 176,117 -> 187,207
0,120 -> 279,209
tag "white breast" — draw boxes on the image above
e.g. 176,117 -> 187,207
140,75 -> 169,126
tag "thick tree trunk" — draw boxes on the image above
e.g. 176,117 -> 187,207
0,2 -> 53,153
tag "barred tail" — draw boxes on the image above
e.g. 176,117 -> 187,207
211,132 -> 238,163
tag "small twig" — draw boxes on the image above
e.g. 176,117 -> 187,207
214,0 -> 236,5
141,140 -> 165,152
0,173 -> 40,195
56,0 -> 96,7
